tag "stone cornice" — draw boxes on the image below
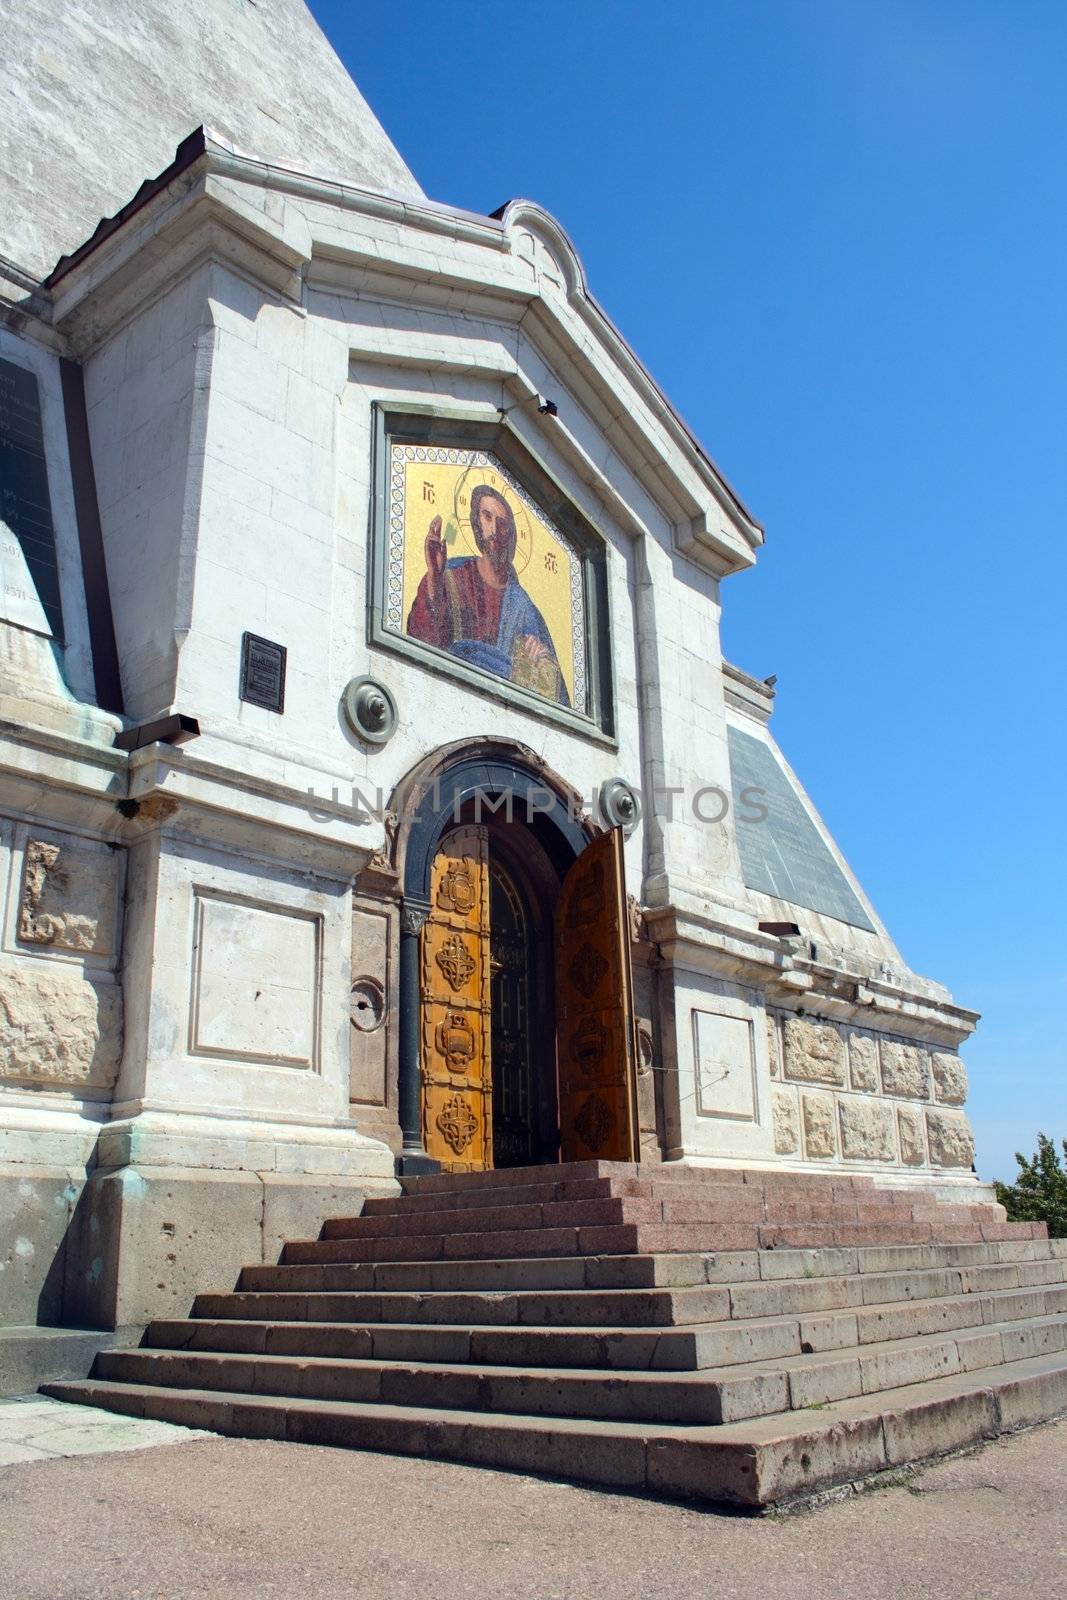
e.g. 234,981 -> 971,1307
43,129 -> 763,580
643,901 -> 979,1047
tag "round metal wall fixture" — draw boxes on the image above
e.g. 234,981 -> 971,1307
343,676 -> 398,745
350,976 -> 386,1032
599,776 -> 642,836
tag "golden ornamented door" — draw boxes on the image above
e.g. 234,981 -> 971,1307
555,826 -> 640,1162
421,825 -> 492,1171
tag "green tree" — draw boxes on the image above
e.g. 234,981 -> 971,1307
994,1134 -> 1067,1238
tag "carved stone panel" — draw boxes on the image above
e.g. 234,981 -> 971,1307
926,1108 -> 976,1169
880,1041 -> 932,1101
782,1018 -> 847,1087
898,1105 -> 927,1166
847,1032 -> 880,1094
772,1088 -> 800,1154
838,1098 -> 896,1161
0,961 -> 121,1089
765,1013 -> 782,1079
802,1091 -> 837,1158
18,837 -> 118,957
931,1052 -> 968,1106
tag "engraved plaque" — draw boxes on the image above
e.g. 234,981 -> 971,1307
0,356 -> 64,638
240,631 -> 287,712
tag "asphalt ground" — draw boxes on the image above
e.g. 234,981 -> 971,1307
0,1409 -> 1064,1599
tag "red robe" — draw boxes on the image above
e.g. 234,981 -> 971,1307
407,560 -> 504,651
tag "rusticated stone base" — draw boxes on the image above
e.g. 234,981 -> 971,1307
64,1163 -> 399,1330
0,1164 -> 86,1326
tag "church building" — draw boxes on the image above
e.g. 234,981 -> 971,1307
3,0 -> 1060,1510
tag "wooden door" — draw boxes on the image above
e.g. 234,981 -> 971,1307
555,826 -> 639,1162
421,825 -> 492,1171
489,857 -> 538,1168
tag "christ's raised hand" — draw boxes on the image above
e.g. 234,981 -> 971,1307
424,515 -> 447,599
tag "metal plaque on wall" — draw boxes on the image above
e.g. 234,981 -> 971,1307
239,631 -> 287,713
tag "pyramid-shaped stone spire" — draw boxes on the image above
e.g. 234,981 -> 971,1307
1,0 -> 424,281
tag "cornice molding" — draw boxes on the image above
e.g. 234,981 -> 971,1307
43,128 -> 763,576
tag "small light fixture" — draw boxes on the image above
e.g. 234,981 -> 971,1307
498,392 -> 559,420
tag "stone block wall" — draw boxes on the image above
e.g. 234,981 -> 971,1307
0,821 -> 123,1096
0,815 -> 124,1326
766,1012 -> 974,1174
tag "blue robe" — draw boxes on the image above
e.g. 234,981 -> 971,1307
441,559 -> 570,707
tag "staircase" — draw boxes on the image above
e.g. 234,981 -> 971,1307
43,1161 -> 1067,1510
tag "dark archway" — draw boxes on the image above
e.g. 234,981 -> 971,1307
388,740 -> 594,1173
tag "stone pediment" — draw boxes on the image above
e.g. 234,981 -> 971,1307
45,132 -> 763,580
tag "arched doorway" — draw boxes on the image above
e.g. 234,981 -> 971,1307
390,742 -> 640,1174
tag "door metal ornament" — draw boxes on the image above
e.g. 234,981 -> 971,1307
555,826 -> 640,1162
421,825 -> 492,1170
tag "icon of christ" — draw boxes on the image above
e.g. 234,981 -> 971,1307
406,483 -> 570,705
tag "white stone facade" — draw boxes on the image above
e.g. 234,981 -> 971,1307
0,4 -> 982,1333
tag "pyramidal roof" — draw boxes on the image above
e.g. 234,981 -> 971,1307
1,0 -> 424,282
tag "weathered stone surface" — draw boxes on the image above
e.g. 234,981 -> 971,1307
898,1104 -> 927,1165
63,1152 -> 396,1328
838,1098 -> 896,1161
926,1108 -> 976,1169
0,1165 -> 85,1325
765,1015 -> 781,1078
783,1019 -> 846,1087
802,1091 -> 837,1158
931,1052 -> 968,1106
0,962 -> 122,1088
880,1040 -> 932,1100
2,0 -> 425,281
847,1032 -> 880,1093
772,1090 -> 799,1155
18,837 -> 118,956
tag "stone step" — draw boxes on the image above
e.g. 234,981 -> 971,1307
220,1284 -> 734,1329
0,1325 -> 131,1398
363,1176 -> 655,1215
262,1239 -> 1067,1293
374,1187 -> 1003,1224
99,1307 -> 1067,1426
361,1177 -> 979,1222
390,1163 -> 1014,1224
94,1347 -> 775,1425
283,1214 -> 1043,1267
41,1348 -> 1067,1508
150,1312 -> 802,1370
236,1254 -> 1067,1313
320,1197 -> 665,1239
392,1159 -> 917,1196
322,1194 -> 1012,1241
152,1286 -> 1067,1375
99,1305 -> 1067,1433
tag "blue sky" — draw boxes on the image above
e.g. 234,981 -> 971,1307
310,0 -> 1066,1181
